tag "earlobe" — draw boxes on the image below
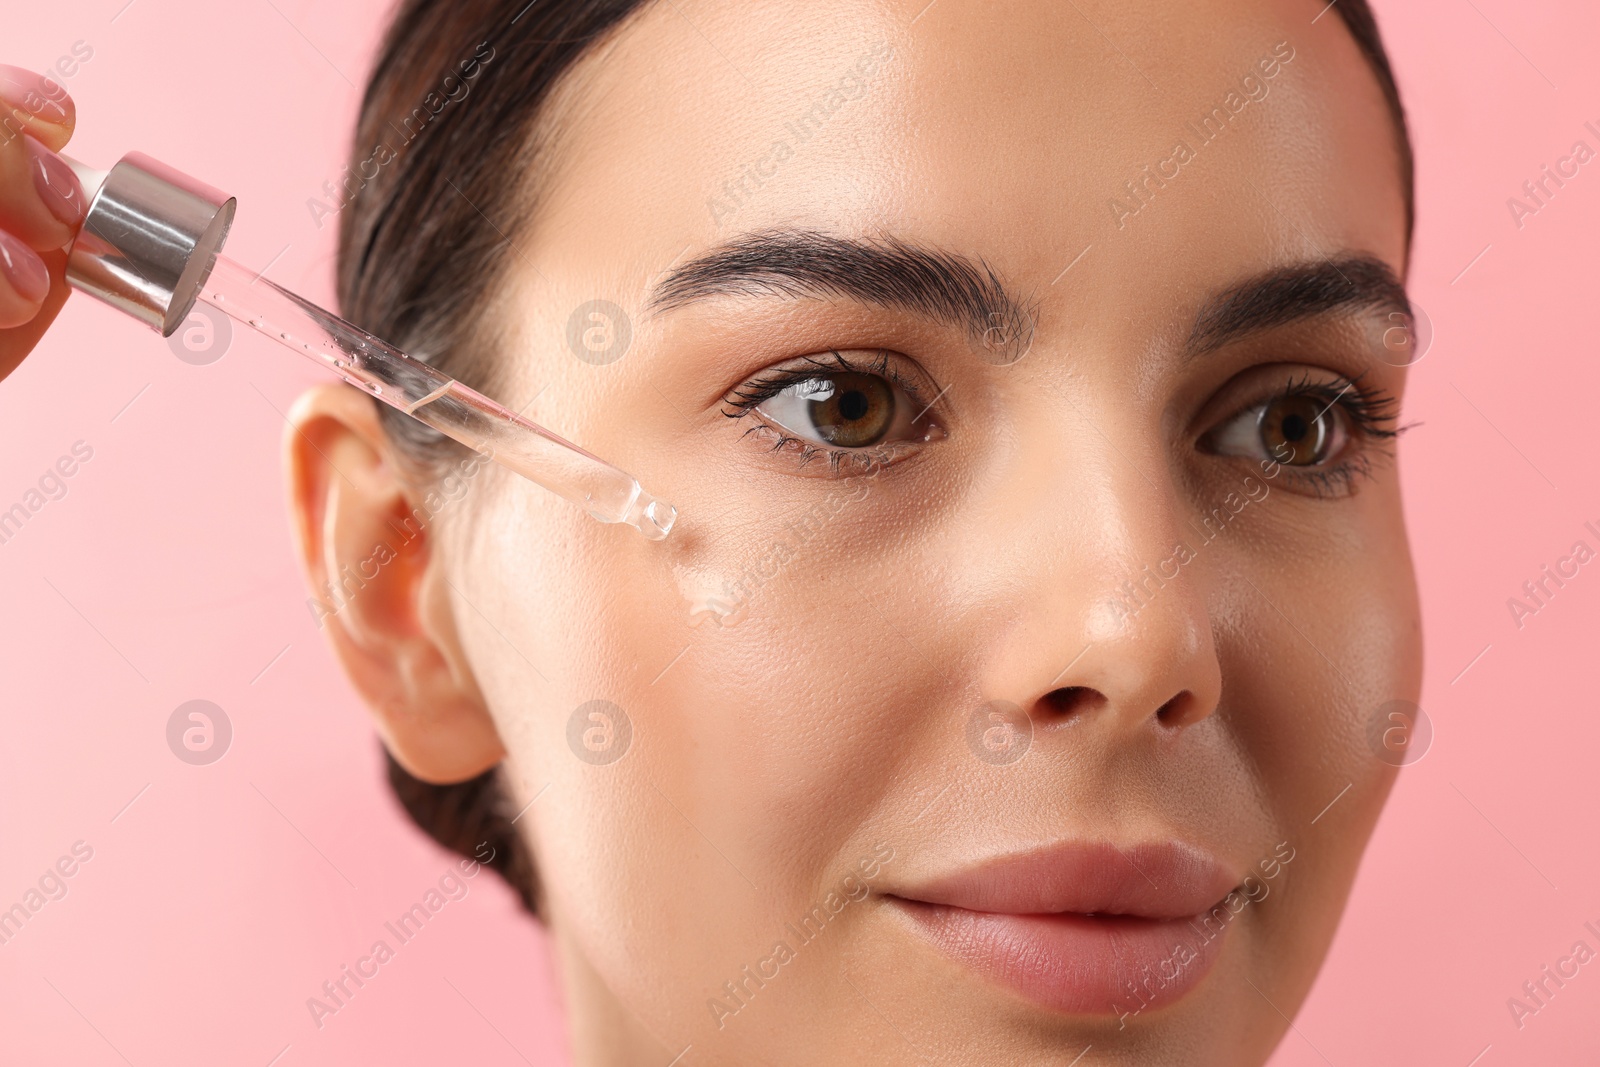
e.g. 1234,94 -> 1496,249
285,384 -> 505,784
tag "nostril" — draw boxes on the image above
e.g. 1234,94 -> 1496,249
1156,691 -> 1198,727
1041,686 -> 1105,718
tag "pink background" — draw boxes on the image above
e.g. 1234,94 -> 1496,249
2,1 -> 1596,1063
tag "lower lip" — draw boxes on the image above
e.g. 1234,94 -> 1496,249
890,897 -> 1232,1016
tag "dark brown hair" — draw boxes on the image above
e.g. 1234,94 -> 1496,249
336,0 -> 1415,918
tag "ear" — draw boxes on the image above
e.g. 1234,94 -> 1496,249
284,383 -> 505,783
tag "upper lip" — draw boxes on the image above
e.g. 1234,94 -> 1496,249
888,840 -> 1238,920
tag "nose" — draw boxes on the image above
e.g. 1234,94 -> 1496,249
974,448 -> 1223,741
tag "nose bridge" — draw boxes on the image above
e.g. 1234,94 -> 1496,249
1090,451 -> 1203,637
973,409 -> 1222,733
1075,436 -> 1216,688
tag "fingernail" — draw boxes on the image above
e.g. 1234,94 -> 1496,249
25,134 -> 86,227
0,64 -> 74,129
0,229 -> 50,304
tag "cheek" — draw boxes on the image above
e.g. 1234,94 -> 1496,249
1213,487 -> 1420,964
1228,490 -> 1420,782
455,477 -> 942,1023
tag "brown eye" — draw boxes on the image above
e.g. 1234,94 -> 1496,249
1258,395 -> 1336,466
1206,391 -> 1351,467
760,372 -> 897,448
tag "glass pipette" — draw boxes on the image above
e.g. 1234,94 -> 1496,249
198,256 -> 676,539
62,150 -> 676,540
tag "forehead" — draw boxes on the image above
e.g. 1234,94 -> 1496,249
531,0 -> 1406,323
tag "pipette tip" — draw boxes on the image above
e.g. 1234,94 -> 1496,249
639,496 -> 678,541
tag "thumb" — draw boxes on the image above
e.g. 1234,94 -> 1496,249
0,245 -> 71,383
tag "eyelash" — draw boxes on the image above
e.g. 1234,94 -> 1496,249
720,357 -> 1407,492
1255,371 -> 1406,497
722,349 -> 934,475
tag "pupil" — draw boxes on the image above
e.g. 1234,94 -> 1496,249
837,390 -> 869,421
793,371 -> 894,448
1281,413 -> 1308,441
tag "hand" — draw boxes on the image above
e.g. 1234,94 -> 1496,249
0,64 -> 88,383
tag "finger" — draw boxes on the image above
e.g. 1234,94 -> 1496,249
0,65 -> 83,251
0,227 -> 49,323
0,64 -> 75,152
0,131 -> 86,252
0,243 -> 68,382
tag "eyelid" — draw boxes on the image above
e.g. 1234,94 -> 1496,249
1197,367 -> 1400,444
720,348 -> 948,477
1198,370 -> 1404,498
722,348 -> 938,415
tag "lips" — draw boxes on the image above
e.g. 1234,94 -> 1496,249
886,841 -> 1241,1017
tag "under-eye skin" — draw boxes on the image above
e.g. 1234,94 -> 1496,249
1199,370 -> 1403,498
723,349 -> 945,476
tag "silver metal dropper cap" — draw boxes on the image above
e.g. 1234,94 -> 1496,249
64,152 -> 235,338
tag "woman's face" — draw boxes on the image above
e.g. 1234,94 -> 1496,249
304,0 -> 1420,1062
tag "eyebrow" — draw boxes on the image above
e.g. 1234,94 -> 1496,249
648,229 -> 1034,344
649,232 -> 1408,363
1185,255 -> 1411,357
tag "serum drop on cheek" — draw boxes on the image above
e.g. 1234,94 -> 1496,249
60,151 -> 676,541
676,563 -> 746,628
